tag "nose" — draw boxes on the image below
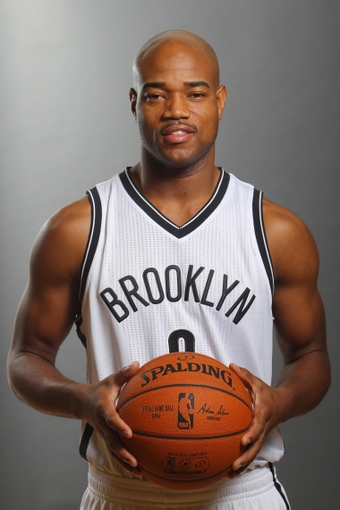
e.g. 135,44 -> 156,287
162,93 -> 190,120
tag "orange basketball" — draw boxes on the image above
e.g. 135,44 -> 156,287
117,352 -> 253,490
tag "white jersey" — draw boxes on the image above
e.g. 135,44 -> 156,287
76,168 -> 284,477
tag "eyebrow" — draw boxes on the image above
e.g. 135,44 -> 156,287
185,81 -> 210,88
142,80 -> 210,90
142,82 -> 166,90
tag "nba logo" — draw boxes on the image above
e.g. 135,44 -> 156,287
177,393 -> 194,429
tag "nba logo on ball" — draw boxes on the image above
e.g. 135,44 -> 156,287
178,393 -> 194,429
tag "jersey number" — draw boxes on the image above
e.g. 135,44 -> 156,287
168,329 -> 195,353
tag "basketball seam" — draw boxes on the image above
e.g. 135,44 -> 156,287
118,383 -> 252,411
130,425 -> 251,440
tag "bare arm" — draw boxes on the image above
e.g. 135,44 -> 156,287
7,198 -> 140,473
230,199 -> 330,472
8,199 -> 89,416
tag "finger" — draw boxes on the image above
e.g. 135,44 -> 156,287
229,363 -> 257,411
229,363 -> 254,390
228,465 -> 247,479
231,439 -> 262,473
93,395 -> 133,438
242,408 -> 267,443
103,428 -> 140,470
113,362 -> 141,437
113,361 -> 140,388
99,362 -> 140,437
232,443 -> 260,473
111,452 -> 142,477
104,407 -> 135,438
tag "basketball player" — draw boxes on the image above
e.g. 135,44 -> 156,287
7,30 -> 330,509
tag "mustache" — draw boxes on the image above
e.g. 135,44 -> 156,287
160,121 -> 197,134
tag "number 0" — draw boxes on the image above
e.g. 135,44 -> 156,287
168,330 -> 195,353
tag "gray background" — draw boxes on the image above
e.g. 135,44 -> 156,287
1,1 -> 339,509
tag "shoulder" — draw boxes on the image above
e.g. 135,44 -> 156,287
262,197 -> 319,285
45,195 -> 91,239
30,196 -> 91,282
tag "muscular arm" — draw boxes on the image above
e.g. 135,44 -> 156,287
230,198 -> 330,472
267,199 -> 329,418
7,198 -> 140,472
8,197 -> 91,416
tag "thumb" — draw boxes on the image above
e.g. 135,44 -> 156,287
229,362 -> 250,379
113,361 -> 140,388
229,363 -> 255,396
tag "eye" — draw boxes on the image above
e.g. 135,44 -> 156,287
189,92 -> 206,99
145,93 -> 165,102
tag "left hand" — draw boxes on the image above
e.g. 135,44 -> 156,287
228,363 -> 283,477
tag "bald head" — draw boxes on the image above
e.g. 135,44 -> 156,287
132,30 -> 220,91
129,30 -> 227,170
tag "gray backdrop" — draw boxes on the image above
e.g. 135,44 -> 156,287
1,1 -> 339,509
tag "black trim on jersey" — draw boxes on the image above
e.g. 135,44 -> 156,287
269,462 -> 291,509
78,187 -> 102,302
119,168 -> 230,239
74,187 -> 102,347
75,314 -> 87,348
79,423 -> 94,461
252,189 -> 275,295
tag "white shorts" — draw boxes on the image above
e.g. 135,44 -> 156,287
80,463 -> 290,510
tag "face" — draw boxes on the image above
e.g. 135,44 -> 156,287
130,41 -> 227,170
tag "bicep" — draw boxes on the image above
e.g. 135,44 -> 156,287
12,277 -> 79,365
10,199 -> 90,364
265,202 -> 327,363
273,281 -> 326,363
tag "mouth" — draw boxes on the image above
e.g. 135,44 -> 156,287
161,124 -> 195,144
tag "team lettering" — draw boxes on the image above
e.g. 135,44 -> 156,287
139,361 -> 233,388
100,264 -> 255,325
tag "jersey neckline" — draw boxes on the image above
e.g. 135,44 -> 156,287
119,167 -> 230,239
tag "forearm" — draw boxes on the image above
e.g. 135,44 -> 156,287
8,350 -> 142,473
274,349 -> 330,425
7,351 -> 89,420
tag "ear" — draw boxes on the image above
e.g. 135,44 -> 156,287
130,88 -> 137,120
216,84 -> 227,121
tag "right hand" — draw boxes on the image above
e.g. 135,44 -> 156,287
83,361 -> 141,476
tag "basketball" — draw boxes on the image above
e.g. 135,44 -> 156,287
117,352 -> 253,489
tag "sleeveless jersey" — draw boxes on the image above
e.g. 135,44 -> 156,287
76,168 -> 284,477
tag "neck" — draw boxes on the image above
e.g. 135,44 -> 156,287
129,157 -> 221,226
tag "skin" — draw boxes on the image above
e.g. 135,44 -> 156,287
7,30 -> 330,479
129,31 -> 227,224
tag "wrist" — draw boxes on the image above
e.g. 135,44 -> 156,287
71,382 -> 93,421
273,385 -> 295,425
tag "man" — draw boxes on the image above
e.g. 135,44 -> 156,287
7,30 -> 330,509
